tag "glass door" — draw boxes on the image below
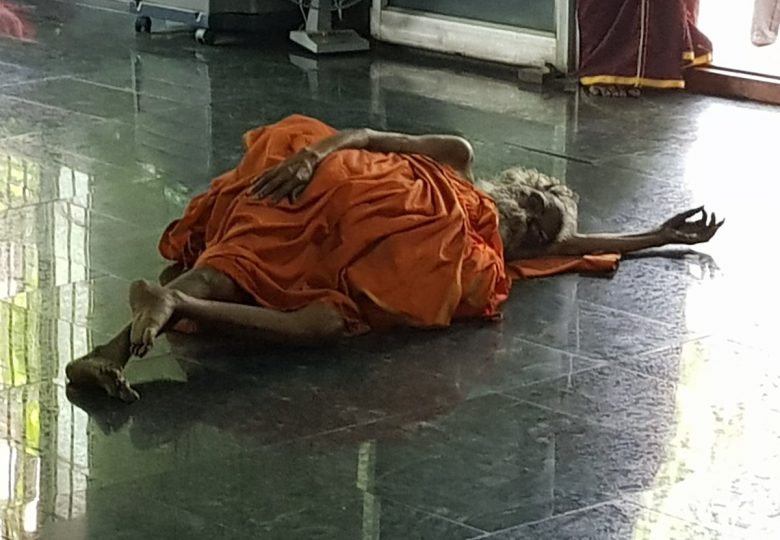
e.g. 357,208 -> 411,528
370,0 -> 574,71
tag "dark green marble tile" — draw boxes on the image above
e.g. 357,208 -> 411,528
510,365 -> 678,431
370,393 -> 681,532
98,442 -> 483,540
498,285 -> 690,362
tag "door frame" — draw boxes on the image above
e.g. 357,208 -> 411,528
370,0 -> 576,72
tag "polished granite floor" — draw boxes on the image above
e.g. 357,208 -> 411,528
2,1 -> 780,539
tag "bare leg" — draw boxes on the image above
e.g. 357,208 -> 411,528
129,280 -> 344,350
66,266 -> 246,401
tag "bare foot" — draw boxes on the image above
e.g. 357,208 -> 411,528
66,352 -> 139,402
129,280 -> 179,358
293,302 -> 345,340
587,85 -> 640,98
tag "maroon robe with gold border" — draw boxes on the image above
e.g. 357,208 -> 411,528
578,0 -> 712,89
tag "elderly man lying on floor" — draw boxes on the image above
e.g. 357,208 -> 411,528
66,115 -> 723,401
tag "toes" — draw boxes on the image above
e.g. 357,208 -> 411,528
116,376 -> 140,403
130,341 -> 149,358
130,314 -> 145,347
100,367 -> 139,403
143,326 -> 156,348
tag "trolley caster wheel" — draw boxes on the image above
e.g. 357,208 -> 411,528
134,16 -> 151,34
195,28 -> 215,45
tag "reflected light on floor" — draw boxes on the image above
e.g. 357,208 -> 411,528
637,340 -> 780,537
682,102 -> 780,346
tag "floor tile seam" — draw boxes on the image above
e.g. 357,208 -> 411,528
572,295 -> 687,331
0,131 -> 46,146
115,411 -> 426,461
360,494 -> 489,536
410,353 -> 608,400
591,143 -> 698,170
631,330 -> 769,374
495,396 -> 594,425
510,332 -> 681,364
0,75 -> 72,90
494,362 -> 610,400
603,362 -> 688,385
514,284 -> 683,331
70,74 -> 214,105
500,336 -> 607,364
466,499 -> 622,539
237,402 -> 496,456
67,75 -> 196,108
0,89 -> 112,123
633,333 -> 717,359
67,0 -> 129,14
509,396 -> 660,433
503,140 -> 596,165
276,411 -> 438,445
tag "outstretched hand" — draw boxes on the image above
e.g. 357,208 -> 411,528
659,207 -> 724,245
249,148 -> 320,203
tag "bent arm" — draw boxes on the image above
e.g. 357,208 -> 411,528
307,128 -> 475,181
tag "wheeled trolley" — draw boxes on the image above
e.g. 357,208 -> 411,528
129,0 -> 299,44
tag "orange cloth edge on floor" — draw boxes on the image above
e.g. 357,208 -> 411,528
507,254 -> 621,280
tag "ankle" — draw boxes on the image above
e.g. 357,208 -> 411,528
170,288 -> 192,310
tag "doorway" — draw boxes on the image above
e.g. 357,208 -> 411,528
688,1 -> 780,104
699,1 -> 780,77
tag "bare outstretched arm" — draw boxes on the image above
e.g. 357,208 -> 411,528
543,207 -> 724,257
250,128 -> 474,201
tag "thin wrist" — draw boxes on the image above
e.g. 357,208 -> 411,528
302,145 -> 326,162
647,229 -> 667,246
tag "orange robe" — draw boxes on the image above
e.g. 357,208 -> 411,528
159,115 -> 618,335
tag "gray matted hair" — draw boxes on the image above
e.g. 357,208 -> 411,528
477,166 -> 579,247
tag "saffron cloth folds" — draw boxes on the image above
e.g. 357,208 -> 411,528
159,115 -> 619,335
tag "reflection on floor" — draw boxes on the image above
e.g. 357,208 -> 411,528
2,1 -> 780,539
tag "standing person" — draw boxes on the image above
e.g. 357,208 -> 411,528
578,0 -> 713,96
